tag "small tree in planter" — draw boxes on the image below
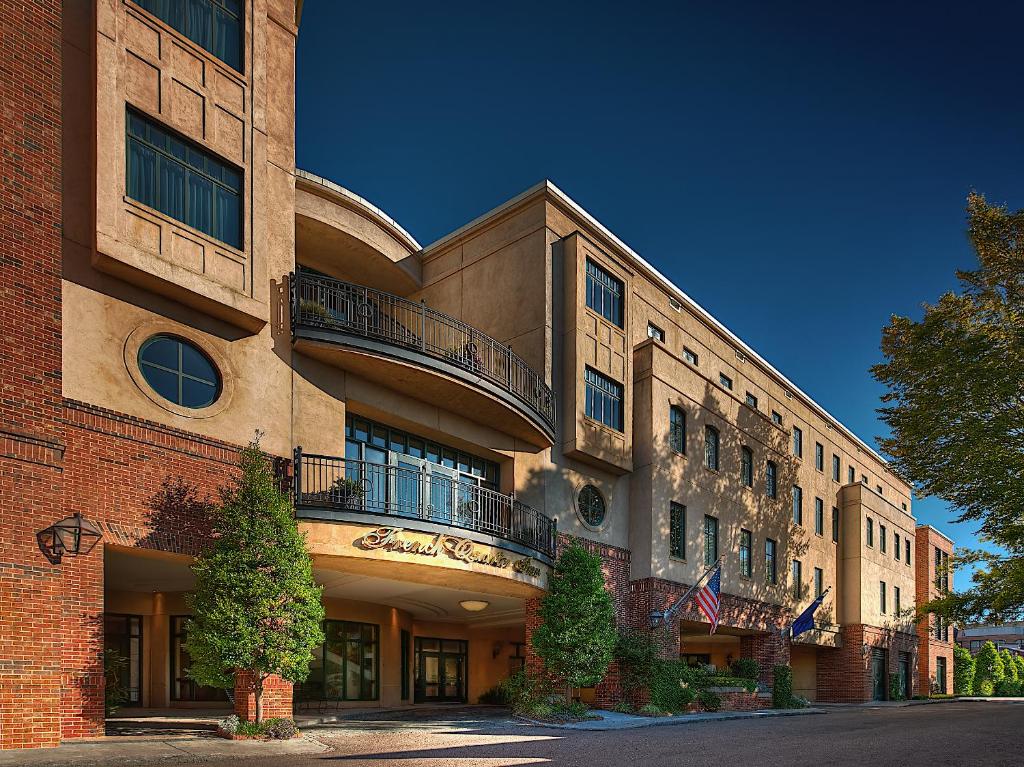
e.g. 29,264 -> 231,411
186,434 -> 325,723
953,645 -> 975,696
532,542 -> 616,700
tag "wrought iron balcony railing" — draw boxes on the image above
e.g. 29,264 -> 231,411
293,449 -> 557,561
290,271 -> 556,435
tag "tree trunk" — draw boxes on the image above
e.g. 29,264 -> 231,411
255,676 -> 264,724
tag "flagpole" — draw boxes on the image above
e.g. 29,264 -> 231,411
649,556 -> 723,627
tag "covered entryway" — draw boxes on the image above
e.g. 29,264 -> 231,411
415,638 -> 468,703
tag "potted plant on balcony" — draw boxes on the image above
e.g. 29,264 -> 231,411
298,298 -> 334,325
329,476 -> 365,510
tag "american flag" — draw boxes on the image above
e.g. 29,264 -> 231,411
695,565 -> 722,634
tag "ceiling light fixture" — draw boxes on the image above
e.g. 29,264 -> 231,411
459,600 -> 489,612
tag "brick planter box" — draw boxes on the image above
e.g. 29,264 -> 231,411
694,687 -> 769,712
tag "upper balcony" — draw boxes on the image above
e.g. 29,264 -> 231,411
290,271 -> 556,446
293,449 -> 557,562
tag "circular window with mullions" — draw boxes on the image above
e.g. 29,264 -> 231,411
577,484 -> 607,528
137,335 -> 222,409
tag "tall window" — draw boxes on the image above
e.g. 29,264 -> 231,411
669,406 -> 686,454
670,502 -> 686,559
814,567 -> 824,598
832,454 -> 840,482
880,524 -> 887,554
848,466 -> 855,484
647,322 -> 665,342
704,515 -> 719,566
832,506 -> 840,543
127,110 -> 242,249
936,657 -> 948,693
584,367 -> 623,431
792,426 -> 803,458
585,258 -> 623,326
935,548 -> 950,593
739,529 -> 752,577
905,538 -> 911,565
741,446 -> 753,487
879,582 -> 887,614
765,461 -> 777,498
792,559 -> 802,600
814,497 -> 824,536
704,426 -> 719,471
792,485 -> 803,525
815,442 -> 824,471
135,0 -> 243,71
867,517 -> 874,547
303,620 -> 379,701
894,535 -> 901,561
765,538 -> 777,584
894,586 -> 901,615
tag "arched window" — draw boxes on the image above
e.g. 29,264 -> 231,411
741,446 -> 753,487
704,426 -> 719,471
766,460 -> 778,498
138,335 -> 221,408
669,406 -> 686,454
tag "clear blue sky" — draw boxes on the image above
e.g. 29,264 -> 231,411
295,1 -> 1024,582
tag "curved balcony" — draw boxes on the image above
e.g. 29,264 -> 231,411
293,450 -> 557,562
290,271 -> 556,446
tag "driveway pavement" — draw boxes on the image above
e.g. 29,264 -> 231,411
2,700 -> 1020,767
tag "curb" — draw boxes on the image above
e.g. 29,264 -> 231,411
516,707 -> 826,731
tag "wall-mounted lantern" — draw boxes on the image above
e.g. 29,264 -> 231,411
36,513 -> 103,565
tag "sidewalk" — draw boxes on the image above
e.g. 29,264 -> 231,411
0,734 -> 329,767
817,696 -> 1024,708
517,707 -> 826,730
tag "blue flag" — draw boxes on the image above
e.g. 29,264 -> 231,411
791,589 -> 829,638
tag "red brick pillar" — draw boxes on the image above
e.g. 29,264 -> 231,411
234,673 -> 294,722
60,547 -> 106,739
740,630 -> 791,687
524,596 -> 544,678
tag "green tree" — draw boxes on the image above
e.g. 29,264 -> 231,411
953,645 -> 975,696
532,541 -> 616,694
872,193 -> 1024,624
1016,655 -> 1024,682
1001,648 -> 1020,684
186,434 -> 325,722
973,641 -> 1004,696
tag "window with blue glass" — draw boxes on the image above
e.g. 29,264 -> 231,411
584,367 -> 623,431
126,110 -> 243,249
134,0 -> 243,72
138,335 -> 221,408
585,259 -> 623,327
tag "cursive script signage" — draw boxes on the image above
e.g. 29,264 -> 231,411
359,526 -> 542,578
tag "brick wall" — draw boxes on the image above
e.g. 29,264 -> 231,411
817,624 -> 919,702
915,527 -> 955,694
234,673 -> 294,722
0,0 -> 65,749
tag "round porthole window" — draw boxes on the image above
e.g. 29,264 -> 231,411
577,485 -> 606,528
137,335 -> 222,409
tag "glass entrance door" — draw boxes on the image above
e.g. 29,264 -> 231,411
414,637 -> 468,703
898,652 -> 911,698
871,649 -> 888,701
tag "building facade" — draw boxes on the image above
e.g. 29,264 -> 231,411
1,1 -> 955,749
956,623 -> 1024,657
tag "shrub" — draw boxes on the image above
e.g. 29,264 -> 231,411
103,648 -> 130,716
328,476 -> 364,507
615,628 -> 658,699
953,646 -> 975,696
705,675 -> 757,693
218,714 -> 240,735
974,642 -> 1004,696
772,665 -> 795,709
999,649 -> 1019,685
697,689 -> 722,712
730,658 -> 760,681
612,700 -> 634,714
563,700 -> 590,719
298,299 -> 333,323
487,670 -> 546,713
638,703 -> 668,717
994,678 -> 1020,697
264,718 -> 299,740
889,672 -> 905,701
649,660 -> 700,713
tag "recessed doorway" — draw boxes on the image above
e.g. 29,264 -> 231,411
414,637 -> 468,703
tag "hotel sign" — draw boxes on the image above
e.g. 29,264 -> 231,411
358,526 -> 542,578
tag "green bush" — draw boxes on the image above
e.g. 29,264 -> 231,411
612,700 -> 634,714
772,665 -> 794,709
705,675 -> 758,692
298,299 -> 333,323
615,628 -> 658,699
697,689 -> 722,712
649,660 -> 702,712
999,649 -> 1019,685
638,703 -> 668,717
230,718 -> 299,739
953,646 -> 975,696
729,658 -> 760,681
889,672 -> 905,701
994,678 -> 1020,697
485,670 -> 546,712
974,642 -> 1004,696
103,648 -> 130,716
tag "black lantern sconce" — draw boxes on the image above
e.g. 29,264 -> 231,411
36,513 -> 103,565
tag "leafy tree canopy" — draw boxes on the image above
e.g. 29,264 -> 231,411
186,434 -> 325,720
872,193 -> 1024,623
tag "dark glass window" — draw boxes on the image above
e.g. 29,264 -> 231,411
719,373 -> 733,390
585,258 -> 623,326
848,465 -> 856,484
895,535 -> 901,561
814,567 -> 824,598
792,485 -> 803,525
936,657 -> 948,693
104,614 -> 143,705
704,515 -> 719,567
792,559 -> 802,600
905,538 -> 911,565
792,426 -> 803,458
304,620 -> 379,701
134,0 -> 243,71
670,502 -> 685,559
745,392 -> 758,409
171,616 -> 227,701
815,442 -> 824,471
669,406 -> 686,454
647,322 -> 665,342
895,586 -> 901,614
771,410 -> 783,426
683,347 -> 699,365
880,524 -> 887,553
832,506 -> 840,543
880,581 -> 887,614
832,454 -> 841,482
704,426 -> 719,471
765,461 -> 778,498
739,529 -> 752,577
578,485 -> 606,527
138,335 -> 221,408
765,538 -> 777,584
126,110 -> 242,248
741,446 -> 753,487
867,517 -> 874,547
814,497 -> 824,535
584,367 -> 623,431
